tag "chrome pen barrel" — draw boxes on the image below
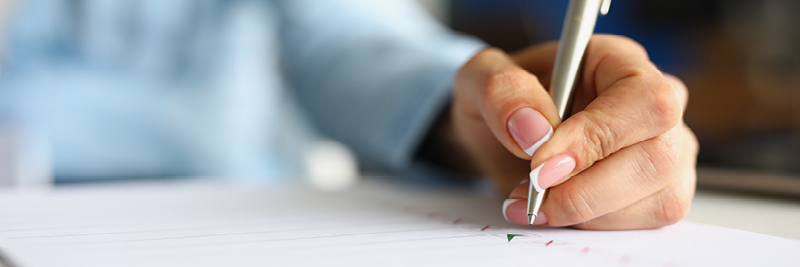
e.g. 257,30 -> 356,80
549,0 -> 606,118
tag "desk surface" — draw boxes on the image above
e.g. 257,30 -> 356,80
1,180 -> 799,267
0,180 -> 798,267
687,189 -> 800,240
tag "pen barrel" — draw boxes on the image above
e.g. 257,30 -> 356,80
550,0 -> 604,119
527,0 -> 606,221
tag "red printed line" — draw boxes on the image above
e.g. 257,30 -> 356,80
480,225 -> 490,231
452,218 -> 463,224
545,240 -> 554,246
581,247 -> 590,254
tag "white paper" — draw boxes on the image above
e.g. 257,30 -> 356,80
0,180 -> 798,267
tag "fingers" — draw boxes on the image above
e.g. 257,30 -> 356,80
573,178 -> 695,230
504,125 -> 697,228
527,35 -> 685,190
663,73 -> 689,112
518,131 -> 678,226
574,133 -> 698,230
453,48 -> 560,159
499,35 -> 696,230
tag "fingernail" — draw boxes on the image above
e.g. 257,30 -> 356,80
508,108 -> 553,156
503,199 -> 547,225
530,154 -> 576,192
502,199 -> 520,222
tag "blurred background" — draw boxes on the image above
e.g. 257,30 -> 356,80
426,0 -> 800,194
0,0 -> 799,194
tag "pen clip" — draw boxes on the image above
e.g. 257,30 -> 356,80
600,0 -> 612,16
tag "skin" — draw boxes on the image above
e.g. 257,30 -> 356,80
444,35 -> 699,230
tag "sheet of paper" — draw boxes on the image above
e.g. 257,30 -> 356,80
0,179 -> 798,267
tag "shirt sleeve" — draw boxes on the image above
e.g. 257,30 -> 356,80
275,0 -> 485,171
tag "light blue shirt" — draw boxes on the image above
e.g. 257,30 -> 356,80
0,0 -> 484,182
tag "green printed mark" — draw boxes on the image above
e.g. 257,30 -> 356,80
506,234 -> 525,242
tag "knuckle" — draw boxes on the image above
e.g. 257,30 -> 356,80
572,112 -> 616,160
473,47 -> 503,61
468,48 -> 505,70
668,74 -> 690,98
481,68 -> 530,103
684,126 -> 700,156
595,35 -> 649,57
552,186 -> 597,226
654,187 -> 692,226
643,135 -> 680,179
648,78 -> 684,130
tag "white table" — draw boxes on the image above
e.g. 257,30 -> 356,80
687,190 -> 800,240
0,176 -> 798,267
687,167 -> 800,240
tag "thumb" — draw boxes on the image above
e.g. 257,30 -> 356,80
454,48 -> 561,160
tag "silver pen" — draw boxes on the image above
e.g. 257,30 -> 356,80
527,0 -> 612,225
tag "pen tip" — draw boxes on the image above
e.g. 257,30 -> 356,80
528,214 -> 536,225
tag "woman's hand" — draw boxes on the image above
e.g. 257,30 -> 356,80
451,35 -> 699,230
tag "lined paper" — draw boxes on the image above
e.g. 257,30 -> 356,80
0,180 -> 798,267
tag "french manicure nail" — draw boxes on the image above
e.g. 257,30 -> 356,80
503,199 -> 547,225
502,199 -> 521,222
532,212 -> 547,225
529,154 -> 576,192
508,108 -> 553,156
